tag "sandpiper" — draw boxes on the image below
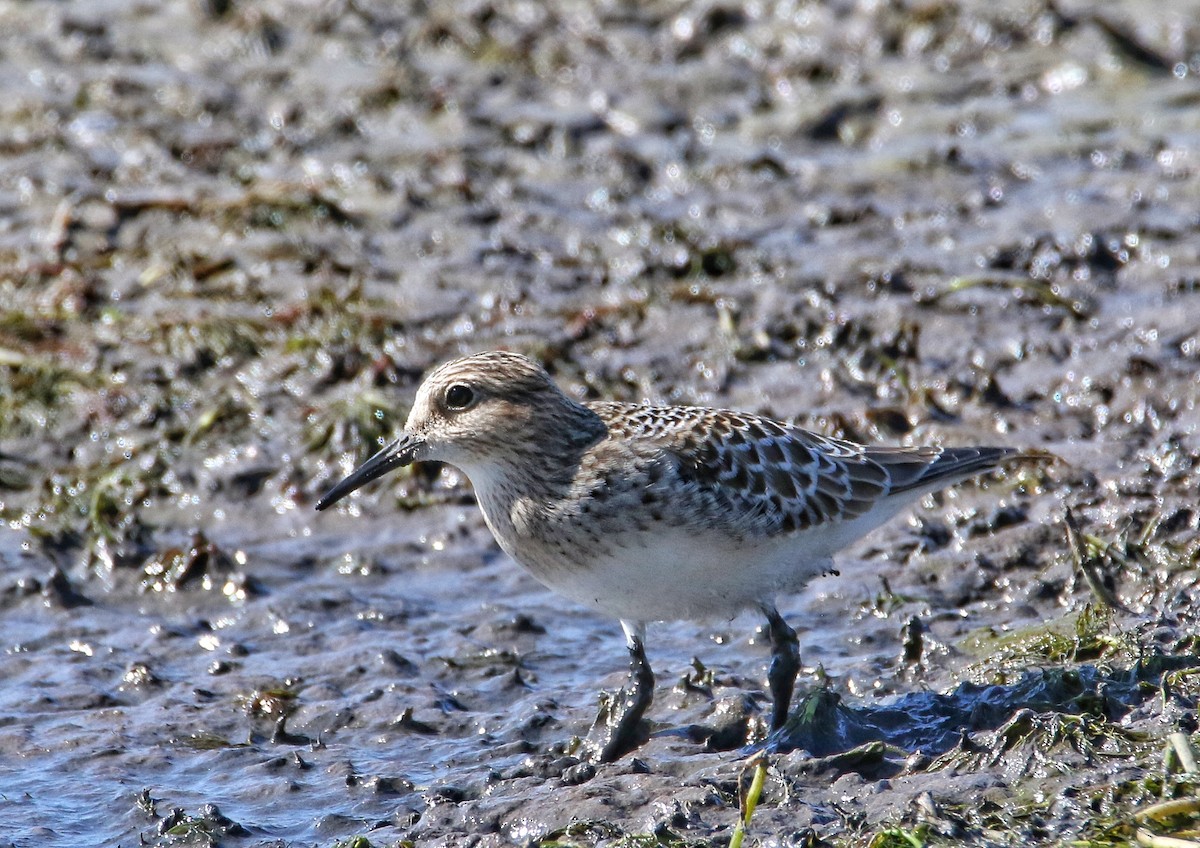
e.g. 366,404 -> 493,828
317,351 -> 1028,761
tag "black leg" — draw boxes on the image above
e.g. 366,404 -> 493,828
587,622 -> 654,762
762,604 -> 800,731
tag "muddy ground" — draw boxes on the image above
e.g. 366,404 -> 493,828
1,0 -> 1200,846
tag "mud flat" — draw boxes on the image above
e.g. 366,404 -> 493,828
1,0 -> 1199,845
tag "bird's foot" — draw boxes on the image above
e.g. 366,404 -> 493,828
584,635 -> 654,762
585,685 -> 650,762
763,604 -> 800,732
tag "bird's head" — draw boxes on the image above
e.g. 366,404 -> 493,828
315,351 -> 590,510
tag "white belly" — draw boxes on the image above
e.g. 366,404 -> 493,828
468,461 -> 915,625
507,526 -> 834,622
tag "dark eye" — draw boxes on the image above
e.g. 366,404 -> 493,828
444,384 -> 475,410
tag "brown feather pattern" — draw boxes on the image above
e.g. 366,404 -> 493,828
375,351 -> 1022,585
321,351 -> 1032,624
587,400 -> 1016,539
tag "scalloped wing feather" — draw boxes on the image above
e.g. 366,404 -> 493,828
591,402 -> 1017,539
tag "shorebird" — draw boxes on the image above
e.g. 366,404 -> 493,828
317,351 -> 1027,761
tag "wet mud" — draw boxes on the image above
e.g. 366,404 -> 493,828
1,0 -> 1199,845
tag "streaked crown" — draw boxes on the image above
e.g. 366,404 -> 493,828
403,351 -> 600,471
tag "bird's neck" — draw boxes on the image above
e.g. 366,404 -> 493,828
468,400 -> 606,533
495,400 -> 606,488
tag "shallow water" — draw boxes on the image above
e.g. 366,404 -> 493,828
2,0 -> 1199,845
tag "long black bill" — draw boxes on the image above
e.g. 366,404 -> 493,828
315,434 -> 422,511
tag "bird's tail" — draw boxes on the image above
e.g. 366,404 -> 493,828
867,445 -> 1042,498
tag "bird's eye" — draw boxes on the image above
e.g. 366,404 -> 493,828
444,384 -> 475,410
